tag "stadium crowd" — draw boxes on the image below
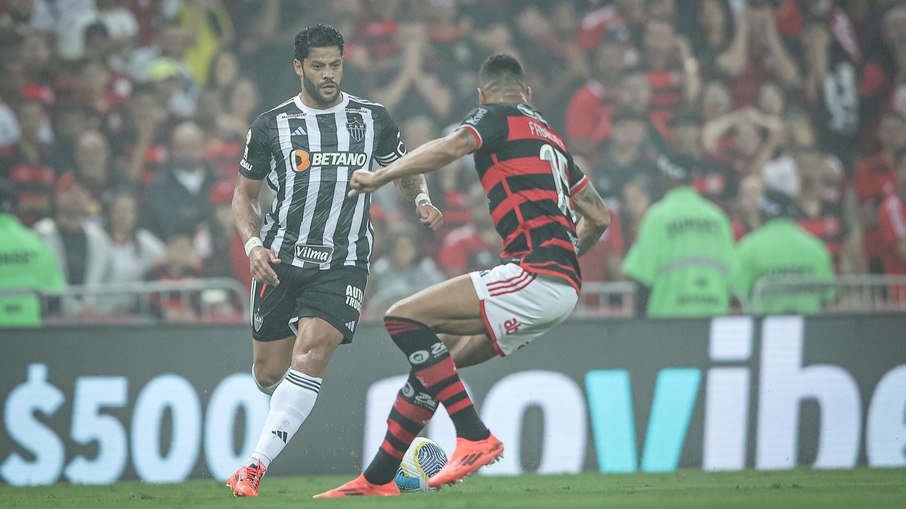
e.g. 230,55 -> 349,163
1,0 -> 906,322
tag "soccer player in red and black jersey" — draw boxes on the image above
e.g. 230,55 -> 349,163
316,54 -> 610,498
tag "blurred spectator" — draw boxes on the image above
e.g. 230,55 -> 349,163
57,0 -> 138,65
761,107 -> 818,197
9,163 -> 55,227
207,51 -> 241,98
699,79 -> 733,122
854,111 -> 906,274
20,32 -> 55,94
734,188 -> 834,315
668,105 -> 738,209
860,5 -> 906,153
368,225 -> 444,318
619,176 -> 654,251
372,22 -> 455,123
33,172 -> 114,297
67,58 -> 132,126
732,174 -> 766,241
1,101 -> 54,181
878,148 -> 906,284
173,0 -> 234,87
794,150 -> 849,272
220,76 -> 260,138
30,0 -> 94,51
681,0 -> 740,79
194,179 -> 249,289
438,182 -> 501,278
577,0 -> 646,51
513,2 -> 588,127
194,88 -> 243,181
106,190 -> 165,284
147,55 -> 197,118
565,32 -> 625,163
146,234 -> 202,323
622,153 -> 736,317
800,19 -> 860,167
49,103 -> 88,176
703,106 -> 784,178
71,130 -> 112,215
104,82 -> 172,184
593,109 -> 659,201
722,1 -> 800,107
756,80 -> 787,117
0,178 -> 65,327
0,58 -> 25,151
641,17 -> 700,138
144,121 -> 216,240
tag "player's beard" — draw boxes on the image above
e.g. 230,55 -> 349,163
302,71 -> 341,108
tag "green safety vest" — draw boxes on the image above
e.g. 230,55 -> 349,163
0,214 -> 66,327
733,218 -> 834,315
622,187 -> 736,317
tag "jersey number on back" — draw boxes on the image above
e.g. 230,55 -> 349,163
540,144 -> 576,222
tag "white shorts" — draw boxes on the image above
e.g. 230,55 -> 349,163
469,263 -> 578,357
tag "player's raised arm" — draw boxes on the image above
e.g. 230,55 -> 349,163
348,128 -> 478,196
572,181 -> 610,256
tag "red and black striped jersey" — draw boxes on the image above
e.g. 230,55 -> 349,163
459,102 -> 589,291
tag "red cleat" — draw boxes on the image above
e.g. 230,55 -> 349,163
314,474 -> 400,498
428,434 -> 504,488
227,460 -> 267,497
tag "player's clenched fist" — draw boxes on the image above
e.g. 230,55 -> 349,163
249,246 -> 281,285
348,169 -> 385,197
417,202 -> 443,231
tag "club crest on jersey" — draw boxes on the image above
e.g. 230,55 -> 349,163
253,312 -> 263,331
294,244 -> 332,263
346,119 -> 366,142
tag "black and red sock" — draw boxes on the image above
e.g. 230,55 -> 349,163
384,316 -> 489,440
363,373 -> 436,485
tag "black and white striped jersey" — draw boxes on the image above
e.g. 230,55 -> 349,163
239,92 -> 406,270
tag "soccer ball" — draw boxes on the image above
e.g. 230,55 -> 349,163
395,437 -> 448,493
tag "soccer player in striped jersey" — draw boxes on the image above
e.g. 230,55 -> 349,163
317,54 -> 610,498
227,24 -> 442,497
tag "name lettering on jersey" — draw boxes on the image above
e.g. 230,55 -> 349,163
528,121 -> 566,151
240,158 -> 253,172
345,284 -> 363,312
294,244 -> 333,263
291,149 -> 367,171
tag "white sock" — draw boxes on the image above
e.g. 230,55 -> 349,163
248,369 -> 322,469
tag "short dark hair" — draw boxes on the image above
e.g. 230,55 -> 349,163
478,54 -> 526,92
294,24 -> 344,62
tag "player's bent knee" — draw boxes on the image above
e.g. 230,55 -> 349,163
252,363 -> 288,395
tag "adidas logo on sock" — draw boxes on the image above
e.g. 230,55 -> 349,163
292,126 -> 306,136
271,430 -> 288,443
345,321 -> 356,332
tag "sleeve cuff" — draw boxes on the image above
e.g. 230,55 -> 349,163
570,176 -> 590,196
461,124 -> 483,149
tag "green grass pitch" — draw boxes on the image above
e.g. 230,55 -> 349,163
2,469 -> 904,509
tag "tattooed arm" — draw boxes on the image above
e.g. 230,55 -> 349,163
572,180 -> 610,256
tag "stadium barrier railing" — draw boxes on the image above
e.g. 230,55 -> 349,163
749,274 -> 906,314
0,278 -> 250,325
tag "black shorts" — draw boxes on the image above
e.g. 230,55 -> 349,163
250,264 -> 367,343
